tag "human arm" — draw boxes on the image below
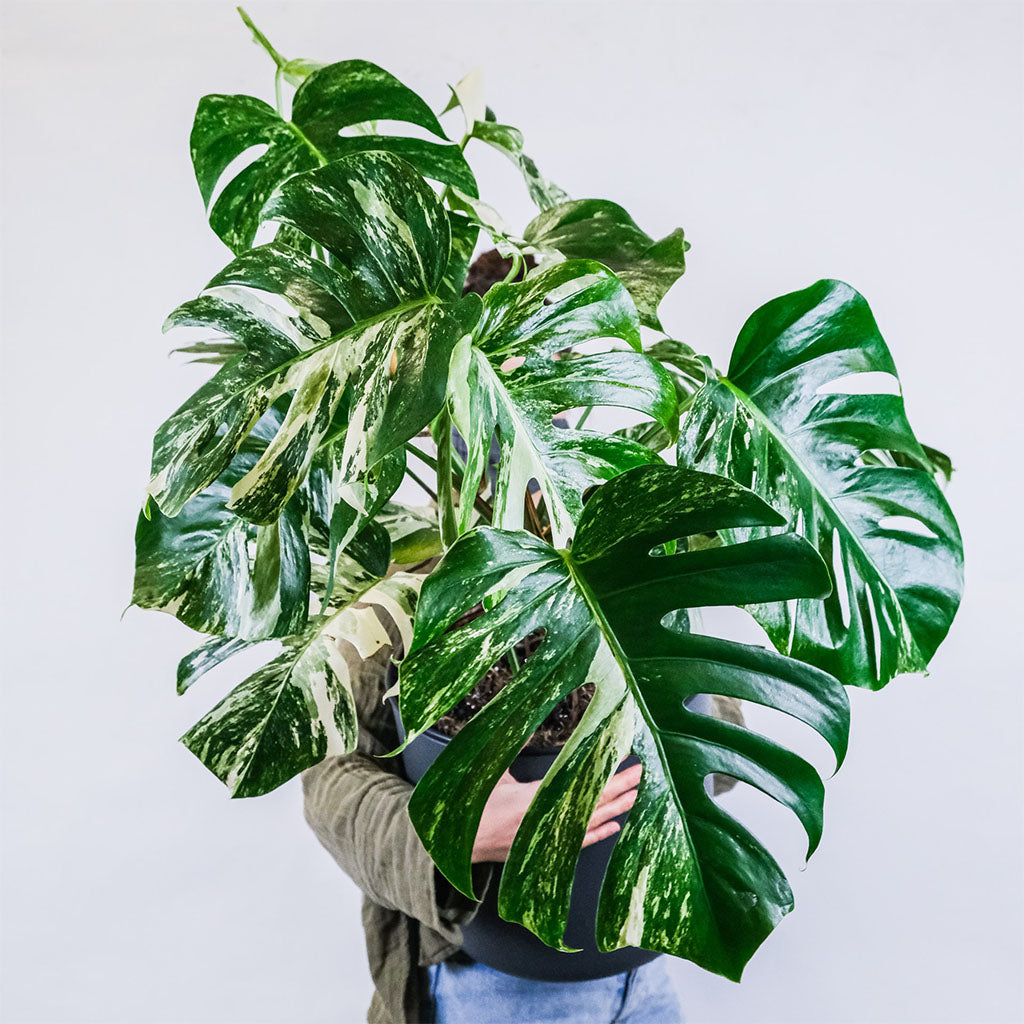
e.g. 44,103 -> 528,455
300,611 -> 490,931
471,763 -> 643,864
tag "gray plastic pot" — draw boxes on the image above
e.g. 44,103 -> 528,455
386,666 -> 666,981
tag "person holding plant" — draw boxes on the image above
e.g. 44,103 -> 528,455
301,253 -> 692,1024
301,587 -> 686,1024
134,16 -> 964,1021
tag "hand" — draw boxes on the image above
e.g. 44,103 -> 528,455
471,762 -> 643,864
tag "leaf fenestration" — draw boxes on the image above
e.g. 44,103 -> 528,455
148,152 -> 478,526
449,260 -> 678,544
181,564 -> 420,798
398,464 -> 848,979
191,60 -> 476,253
679,279 -> 964,689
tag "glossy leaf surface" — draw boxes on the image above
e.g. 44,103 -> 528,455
679,279 -> 964,689
398,464 -> 848,979
147,152 -> 478,525
191,59 -> 475,253
133,408 -> 311,639
525,200 -> 689,329
448,260 -> 677,544
182,560 -> 419,797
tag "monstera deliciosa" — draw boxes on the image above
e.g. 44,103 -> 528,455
399,465 -> 849,977
130,10 -> 964,982
678,280 -> 963,690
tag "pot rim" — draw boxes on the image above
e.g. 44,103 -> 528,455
384,692 -> 566,757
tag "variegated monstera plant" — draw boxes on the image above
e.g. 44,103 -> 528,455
131,10 -> 964,981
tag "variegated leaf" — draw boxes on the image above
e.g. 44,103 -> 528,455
447,260 -> 677,544
305,443 -> 406,604
376,502 -> 442,565
191,59 -> 476,253
470,117 -> 568,211
398,464 -> 848,980
182,563 -> 420,797
133,407 -> 311,640
611,338 -> 708,453
176,635 -> 254,695
147,152 -> 480,525
436,85 -> 571,213
524,199 -> 689,330
645,337 -> 706,407
678,280 -> 964,689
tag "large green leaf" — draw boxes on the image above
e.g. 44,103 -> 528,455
181,561 -> 420,798
678,279 -> 964,689
398,464 -> 848,979
524,199 -> 689,330
448,260 -> 678,544
133,407 -> 311,639
147,151 -> 479,525
134,394 -> 404,640
191,60 -> 476,253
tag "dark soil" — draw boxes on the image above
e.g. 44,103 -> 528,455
431,607 -> 595,749
433,249 -> 587,749
462,248 -> 537,296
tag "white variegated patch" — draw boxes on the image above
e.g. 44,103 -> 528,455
180,568 -> 419,798
400,465 -> 849,979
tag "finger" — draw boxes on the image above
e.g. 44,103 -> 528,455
595,764 -> 643,806
588,787 -> 639,829
581,820 -> 620,849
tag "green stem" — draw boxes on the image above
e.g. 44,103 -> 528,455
237,7 -> 287,70
506,647 -> 521,673
435,408 -> 459,547
406,439 -> 467,477
405,442 -> 492,521
501,250 -> 523,285
405,441 -> 439,473
274,68 -> 285,118
576,405 -> 594,429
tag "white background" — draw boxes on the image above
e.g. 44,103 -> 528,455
2,2 -> 1022,1022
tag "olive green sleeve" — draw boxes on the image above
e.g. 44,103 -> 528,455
300,606 -> 489,935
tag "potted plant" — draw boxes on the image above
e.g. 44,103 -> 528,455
131,9 -> 964,983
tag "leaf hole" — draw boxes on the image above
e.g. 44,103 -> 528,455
877,515 -> 937,539
863,586 -> 884,683
337,119 -> 437,142
854,448 -> 896,468
814,371 -> 901,397
206,143 -> 269,211
693,421 -> 716,464
830,527 -> 851,630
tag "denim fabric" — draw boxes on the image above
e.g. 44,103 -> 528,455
426,955 -> 684,1024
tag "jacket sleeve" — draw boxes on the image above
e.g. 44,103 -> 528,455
300,607 -> 489,935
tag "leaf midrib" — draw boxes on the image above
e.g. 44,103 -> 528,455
474,349 -> 573,540
232,574 -> 383,790
561,549 -> 711,934
173,296 -> 438,439
716,373 -> 913,662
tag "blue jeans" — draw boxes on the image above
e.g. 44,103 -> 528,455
426,955 -> 684,1024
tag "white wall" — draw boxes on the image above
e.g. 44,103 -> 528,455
2,2 -> 1021,1022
